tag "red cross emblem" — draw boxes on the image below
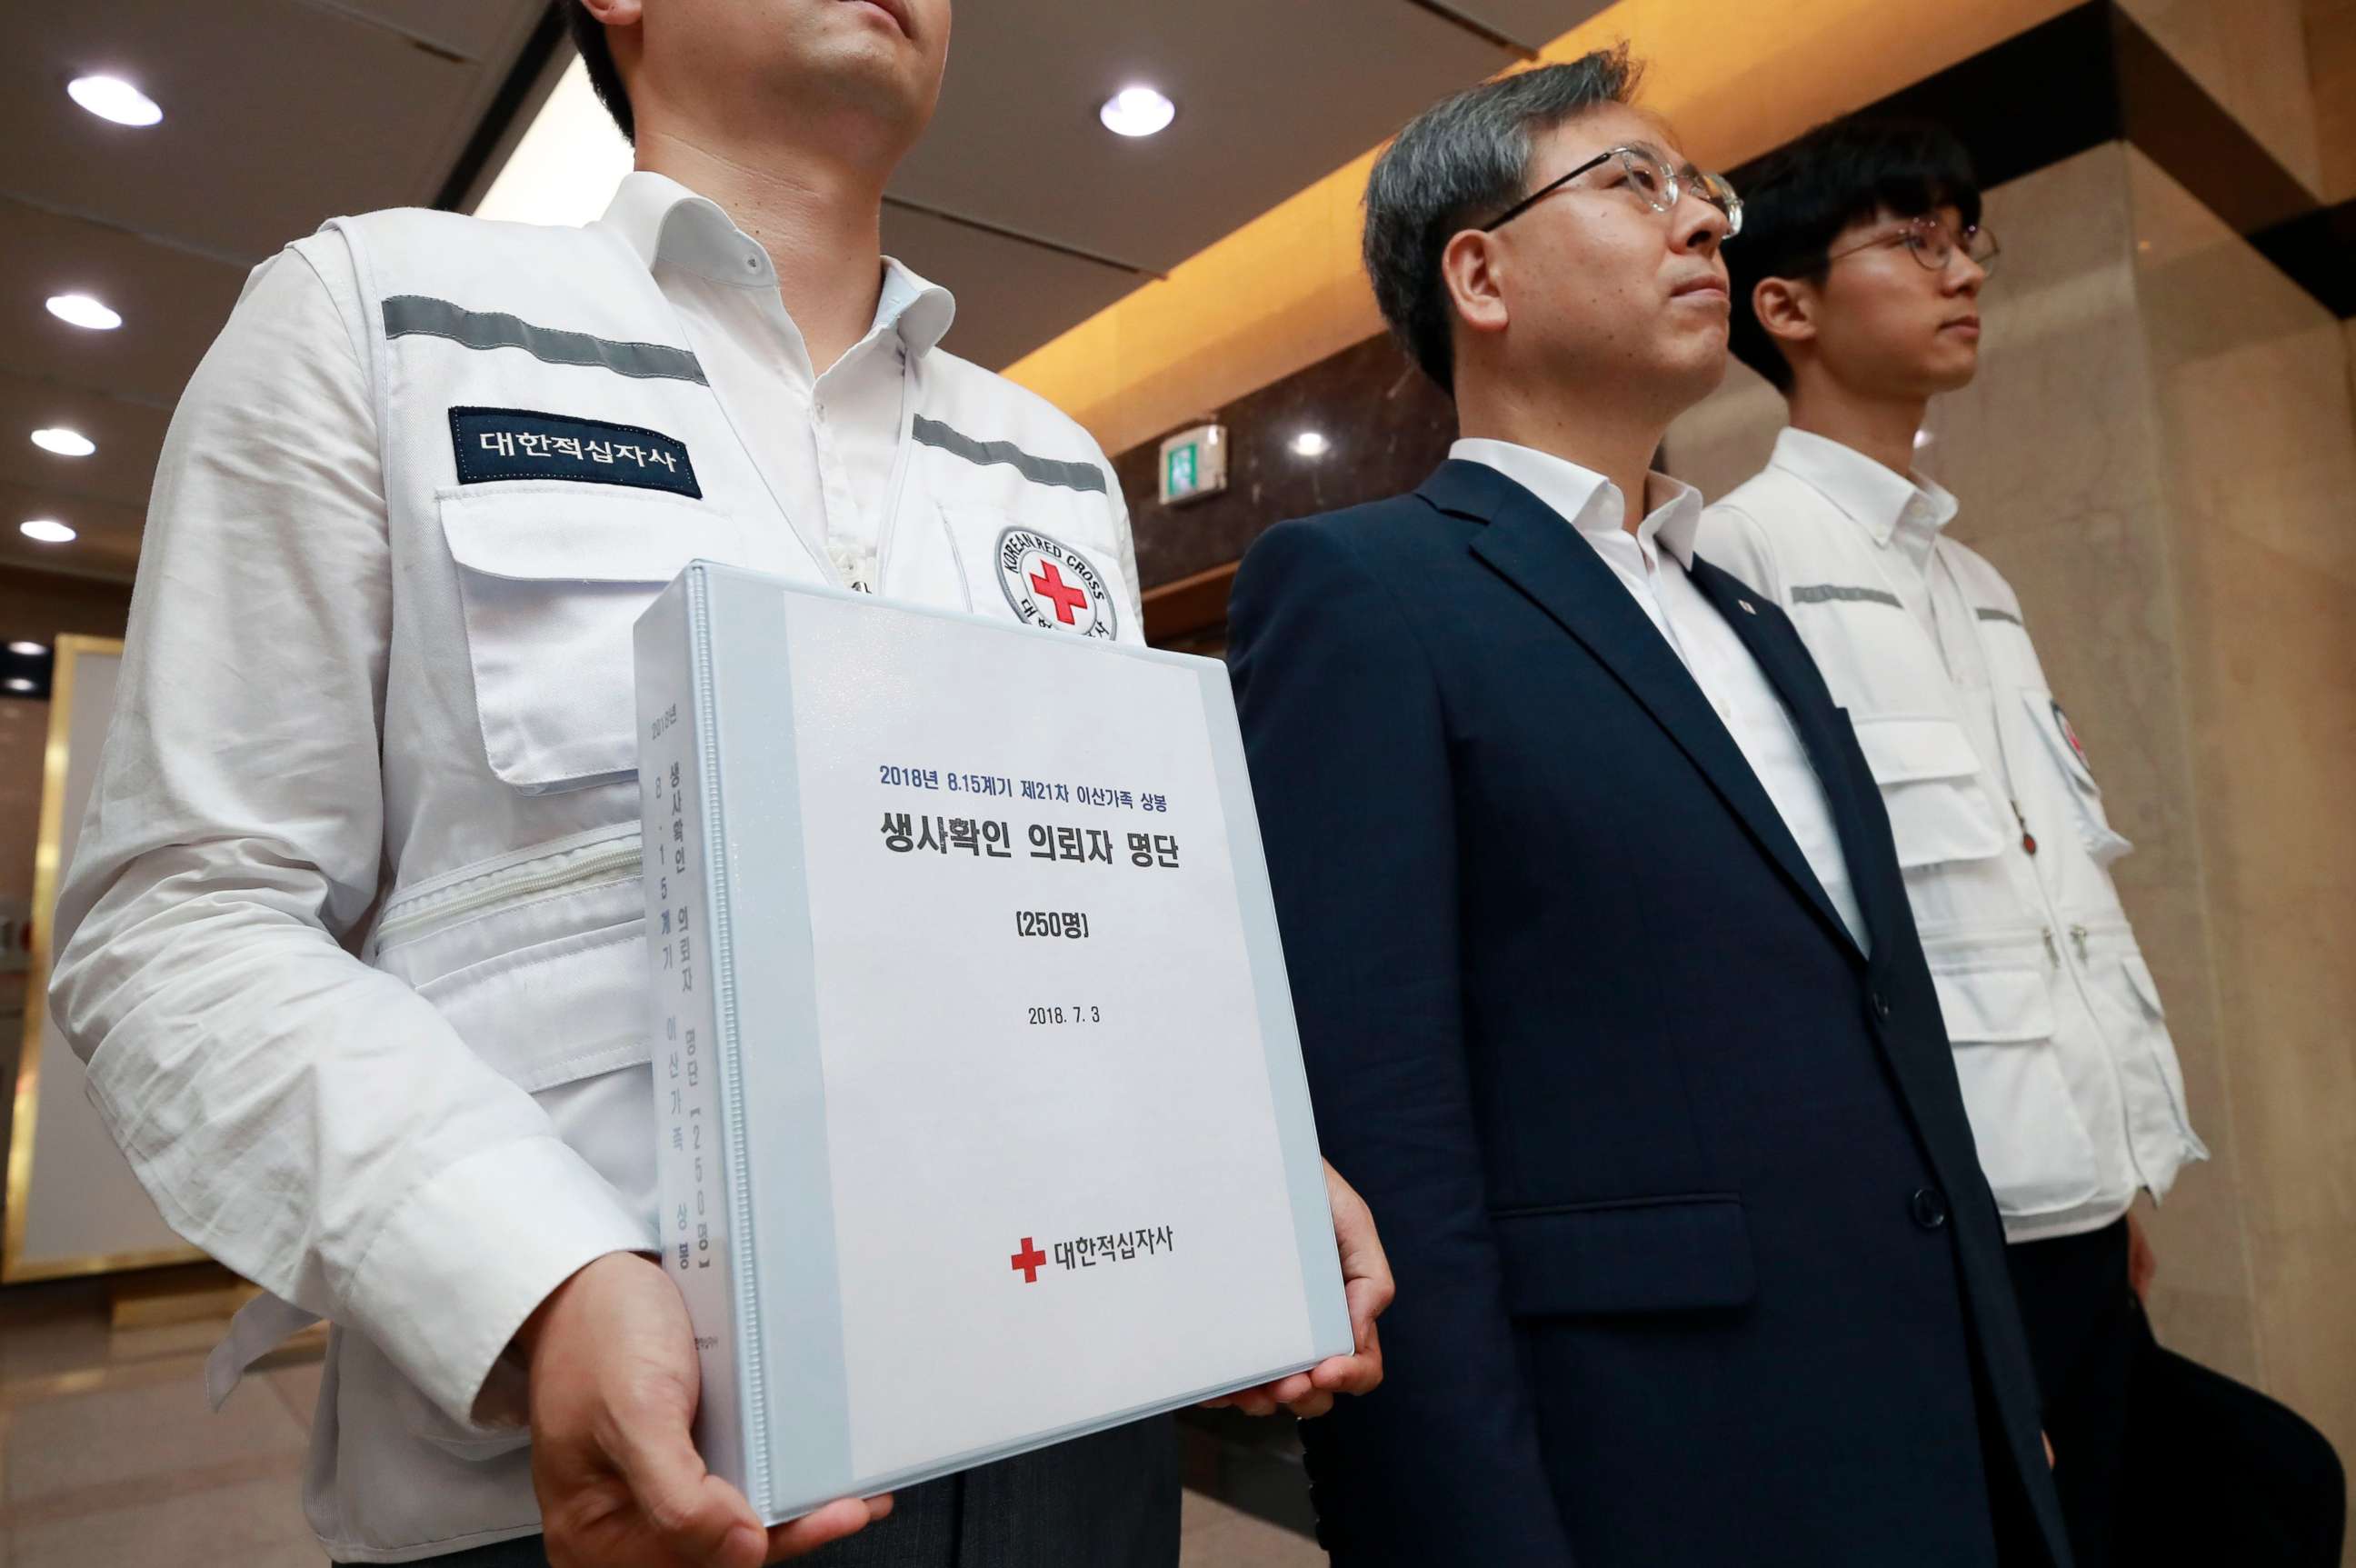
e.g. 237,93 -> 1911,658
1029,562 -> 1088,624
1009,1236 -> 1047,1284
996,528 -> 1116,639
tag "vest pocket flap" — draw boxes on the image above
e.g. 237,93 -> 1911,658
1849,714 -> 1981,784
437,491 -> 740,792
1930,964 -> 2057,1044
2122,954 -> 2166,1018
440,486 -> 741,584
1492,1194 -> 1754,1318
414,919 -> 650,1094
1851,714 -> 2005,868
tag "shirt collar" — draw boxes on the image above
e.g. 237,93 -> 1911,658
1769,425 -> 1958,568
1449,437 -> 1703,568
599,170 -> 955,359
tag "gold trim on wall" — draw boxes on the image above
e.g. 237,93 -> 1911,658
4,634 -> 205,1284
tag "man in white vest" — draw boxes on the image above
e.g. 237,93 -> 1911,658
46,1 -> 1391,1563
1696,115 -> 2342,1568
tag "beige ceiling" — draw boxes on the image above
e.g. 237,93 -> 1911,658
0,0 -> 1614,609
2,0 -> 552,594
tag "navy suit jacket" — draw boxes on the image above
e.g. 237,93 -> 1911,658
1228,461 -> 2071,1568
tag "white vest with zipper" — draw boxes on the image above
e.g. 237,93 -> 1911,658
203,202 -> 1143,1560
1701,465 -> 2205,1243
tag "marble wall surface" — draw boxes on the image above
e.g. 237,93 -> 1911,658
2128,144 -> 2356,1505
1666,144 -> 2356,1543
1111,333 -> 1454,593
2313,0 -> 2356,200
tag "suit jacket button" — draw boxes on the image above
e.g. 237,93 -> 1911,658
1872,991 -> 1893,1021
1911,1187 -> 1950,1230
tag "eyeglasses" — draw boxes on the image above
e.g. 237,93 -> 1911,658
1481,145 -> 1743,236
1825,215 -> 2000,275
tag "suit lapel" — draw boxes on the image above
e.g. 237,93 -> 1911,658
1433,462 -> 1861,962
1686,557 -> 1903,963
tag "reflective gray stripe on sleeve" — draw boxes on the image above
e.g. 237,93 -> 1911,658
912,415 -> 1107,494
382,295 -> 708,385
1976,606 -> 2025,627
1791,583 -> 1903,609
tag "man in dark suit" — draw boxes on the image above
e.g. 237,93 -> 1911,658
1227,51 -> 2070,1568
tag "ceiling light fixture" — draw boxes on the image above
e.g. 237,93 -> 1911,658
32,427 -> 95,457
19,519 -> 76,544
5,678 -> 35,694
1912,430 -> 1934,450
68,75 -> 162,127
45,294 -> 122,331
1099,85 -> 1175,138
1291,431 -> 1331,457
6,642 -> 46,656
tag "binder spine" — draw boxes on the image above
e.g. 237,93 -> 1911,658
690,567 -> 774,1515
636,568 -> 754,1504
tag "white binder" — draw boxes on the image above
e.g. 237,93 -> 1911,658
634,563 -> 1349,1521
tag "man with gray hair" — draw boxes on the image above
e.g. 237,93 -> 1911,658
1228,50 -> 2070,1567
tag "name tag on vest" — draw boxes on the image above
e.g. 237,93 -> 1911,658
450,406 -> 702,498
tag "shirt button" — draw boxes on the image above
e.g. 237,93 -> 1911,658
1910,1187 -> 1950,1230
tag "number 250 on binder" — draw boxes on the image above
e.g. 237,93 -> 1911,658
634,563 -> 1350,1522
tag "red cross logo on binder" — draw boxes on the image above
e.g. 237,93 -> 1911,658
1029,563 -> 1088,624
1010,1236 -> 1047,1284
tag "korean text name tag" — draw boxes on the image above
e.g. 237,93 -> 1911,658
450,405 -> 701,497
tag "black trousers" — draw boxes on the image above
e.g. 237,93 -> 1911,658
364,1415 -> 1177,1567
2005,1219 -> 2345,1568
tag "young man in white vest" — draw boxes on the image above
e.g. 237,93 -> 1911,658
1695,115 -> 2343,1568
47,1 -> 1390,1563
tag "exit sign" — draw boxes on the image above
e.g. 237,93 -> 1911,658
1157,422 -> 1227,506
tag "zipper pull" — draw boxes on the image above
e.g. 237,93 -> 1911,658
2013,799 -> 2037,856
2071,924 -> 2090,962
2043,927 -> 2061,966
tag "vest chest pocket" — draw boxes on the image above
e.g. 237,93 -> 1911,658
1789,583 -> 1952,719
439,487 -> 744,793
1848,714 -> 2008,869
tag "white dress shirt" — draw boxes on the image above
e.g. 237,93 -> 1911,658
1451,438 -> 1869,950
606,172 -> 954,593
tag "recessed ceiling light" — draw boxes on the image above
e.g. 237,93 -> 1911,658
32,427 -> 95,457
45,294 -> 122,331
1291,431 -> 1331,457
68,75 -> 162,128
5,678 -> 35,694
1100,85 -> 1175,138
7,642 -> 46,656
20,519 -> 76,544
